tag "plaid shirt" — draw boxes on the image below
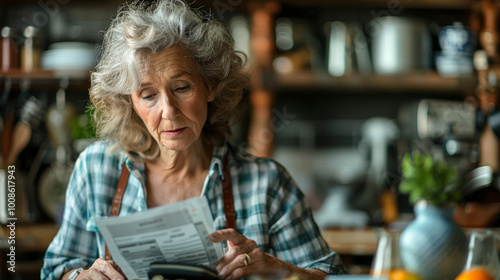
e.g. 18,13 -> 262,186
41,141 -> 343,279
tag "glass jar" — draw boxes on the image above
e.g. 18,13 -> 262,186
371,229 -> 403,278
463,230 -> 500,280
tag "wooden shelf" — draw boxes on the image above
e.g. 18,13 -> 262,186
0,70 -> 54,79
0,70 -> 90,92
266,71 -> 477,94
1,69 -> 90,80
276,0 -> 477,10
1,0 -> 479,10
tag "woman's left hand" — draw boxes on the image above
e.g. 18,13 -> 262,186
209,228 -> 284,279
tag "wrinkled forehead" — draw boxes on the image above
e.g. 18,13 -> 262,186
134,45 -> 198,79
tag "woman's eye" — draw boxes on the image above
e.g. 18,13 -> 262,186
141,93 -> 155,100
176,85 -> 190,93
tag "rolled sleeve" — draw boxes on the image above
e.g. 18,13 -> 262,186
263,161 -> 345,275
269,193 -> 344,274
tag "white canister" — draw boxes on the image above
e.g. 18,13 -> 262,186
370,17 -> 432,75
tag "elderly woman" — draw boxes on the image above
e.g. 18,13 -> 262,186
41,0 -> 343,279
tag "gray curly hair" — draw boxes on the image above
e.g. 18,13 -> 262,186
89,0 -> 249,159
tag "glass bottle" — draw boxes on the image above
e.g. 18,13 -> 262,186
1,26 -> 19,72
21,25 -> 41,72
463,230 -> 500,280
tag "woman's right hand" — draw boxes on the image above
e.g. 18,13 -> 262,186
65,258 -> 127,280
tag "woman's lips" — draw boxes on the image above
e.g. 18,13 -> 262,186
164,127 -> 186,137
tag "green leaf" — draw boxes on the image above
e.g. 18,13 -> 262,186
409,188 -> 423,204
399,181 -> 415,193
398,151 -> 461,205
401,153 -> 414,174
423,154 -> 433,172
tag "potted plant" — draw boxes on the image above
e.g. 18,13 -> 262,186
398,152 -> 468,280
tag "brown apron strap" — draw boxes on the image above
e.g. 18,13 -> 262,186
105,164 -> 130,260
222,155 -> 236,230
104,154 -> 235,260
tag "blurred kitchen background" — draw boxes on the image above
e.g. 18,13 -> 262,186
1,0 -> 500,278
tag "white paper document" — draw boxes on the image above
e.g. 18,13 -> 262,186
96,196 -> 223,280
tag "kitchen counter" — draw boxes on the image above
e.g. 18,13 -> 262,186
321,228 -> 378,256
321,227 -> 500,257
0,223 -> 59,279
0,223 -> 59,251
0,224 -> 380,255
2,224 -> 500,255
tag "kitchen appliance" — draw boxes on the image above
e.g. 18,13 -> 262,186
398,99 -> 477,160
371,17 -> 432,75
303,118 -> 399,227
272,120 -> 372,228
354,117 -> 399,225
312,147 -> 370,228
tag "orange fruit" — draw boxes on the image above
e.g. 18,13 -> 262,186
456,267 -> 495,280
389,269 -> 423,280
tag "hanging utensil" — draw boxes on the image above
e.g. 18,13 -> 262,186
2,78 -> 28,166
40,78 -> 76,221
0,77 -> 12,167
46,78 -> 76,147
38,145 -> 73,221
5,96 -> 44,166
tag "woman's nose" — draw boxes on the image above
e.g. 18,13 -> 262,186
159,93 -> 179,120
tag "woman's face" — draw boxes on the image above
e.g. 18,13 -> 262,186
131,46 -> 214,152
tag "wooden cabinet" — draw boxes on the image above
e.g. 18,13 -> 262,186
240,0 -> 479,157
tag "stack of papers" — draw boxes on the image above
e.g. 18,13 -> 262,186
96,197 -> 223,280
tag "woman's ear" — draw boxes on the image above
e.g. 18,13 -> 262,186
206,81 -> 217,102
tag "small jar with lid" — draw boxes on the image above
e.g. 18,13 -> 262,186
1,26 -> 20,72
21,25 -> 42,72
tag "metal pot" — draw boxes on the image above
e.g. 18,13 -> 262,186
370,17 -> 432,74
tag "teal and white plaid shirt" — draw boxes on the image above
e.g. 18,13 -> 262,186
41,141 -> 344,279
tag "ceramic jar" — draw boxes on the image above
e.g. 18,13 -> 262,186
400,200 -> 468,280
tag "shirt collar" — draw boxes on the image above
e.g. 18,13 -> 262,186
210,142 -> 229,180
119,142 -> 229,179
119,150 -> 145,173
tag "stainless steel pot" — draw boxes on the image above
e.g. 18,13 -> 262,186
370,17 -> 432,74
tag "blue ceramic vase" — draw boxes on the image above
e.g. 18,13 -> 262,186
400,200 -> 468,280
